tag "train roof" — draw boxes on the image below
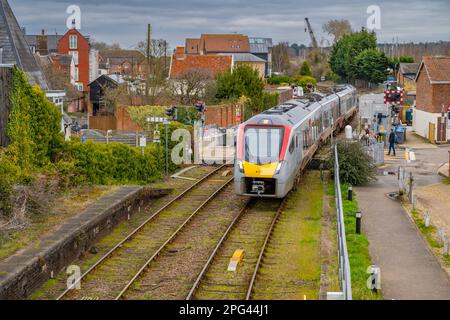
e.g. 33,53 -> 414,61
246,85 -> 355,127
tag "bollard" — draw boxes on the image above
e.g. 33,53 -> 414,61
348,185 -> 353,201
356,211 -> 362,234
444,236 -> 449,256
438,227 -> 444,247
425,210 -> 431,227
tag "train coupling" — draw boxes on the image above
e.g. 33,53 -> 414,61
251,181 -> 265,195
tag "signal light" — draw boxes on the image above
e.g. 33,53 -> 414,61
166,106 -> 177,120
195,102 -> 205,113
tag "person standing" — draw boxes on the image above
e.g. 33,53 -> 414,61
388,128 -> 397,156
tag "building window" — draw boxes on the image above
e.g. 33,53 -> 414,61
76,83 -> 83,91
74,67 -> 79,81
69,35 -> 78,49
69,51 -> 79,65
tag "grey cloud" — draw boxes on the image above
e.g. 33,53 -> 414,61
9,0 -> 450,49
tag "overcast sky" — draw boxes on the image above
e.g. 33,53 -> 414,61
10,0 -> 450,50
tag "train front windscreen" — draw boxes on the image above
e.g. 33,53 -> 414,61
244,126 -> 284,165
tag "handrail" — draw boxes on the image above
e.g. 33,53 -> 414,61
334,144 -> 352,300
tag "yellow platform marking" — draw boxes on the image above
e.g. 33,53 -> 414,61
228,249 -> 245,272
243,161 -> 278,178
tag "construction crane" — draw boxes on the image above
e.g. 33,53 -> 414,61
304,17 -> 318,49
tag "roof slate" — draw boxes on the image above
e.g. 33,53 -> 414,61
0,0 -> 48,89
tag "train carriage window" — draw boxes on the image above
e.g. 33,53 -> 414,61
289,138 -> 295,154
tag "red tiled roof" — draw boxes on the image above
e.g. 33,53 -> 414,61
170,54 -> 232,79
417,56 -> 450,83
201,34 -> 250,53
185,39 -> 201,54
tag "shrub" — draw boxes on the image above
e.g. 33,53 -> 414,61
329,141 -> 376,186
0,150 -> 21,216
299,61 -> 313,76
7,67 -> 63,169
267,75 -> 292,85
292,75 -> 317,91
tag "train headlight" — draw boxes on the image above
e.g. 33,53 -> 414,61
276,161 -> 286,175
238,160 -> 244,173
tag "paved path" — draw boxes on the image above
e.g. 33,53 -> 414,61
356,175 -> 450,300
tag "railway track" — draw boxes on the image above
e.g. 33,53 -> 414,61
186,196 -> 288,300
58,165 -> 233,300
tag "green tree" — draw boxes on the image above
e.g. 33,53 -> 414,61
329,29 -> 377,81
353,49 -> 390,84
299,61 -> 313,76
216,64 -> 264,101
329,141 -> 376,186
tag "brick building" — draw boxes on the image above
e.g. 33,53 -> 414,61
413,56 -> 450,142
99,50 -> 146,77
170,51 -> 232,78
170,34 -> 267,80
185,34 -> 250,55
58,27 -> 90,92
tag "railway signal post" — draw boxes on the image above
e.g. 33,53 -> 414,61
163,119 -> 171,176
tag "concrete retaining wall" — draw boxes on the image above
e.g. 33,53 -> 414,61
0,186 -> 169,300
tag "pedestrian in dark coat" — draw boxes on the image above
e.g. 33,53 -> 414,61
388,129 -> 396,156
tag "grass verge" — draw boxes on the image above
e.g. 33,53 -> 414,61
327,182 -> 381,300
409,207 -> 450,267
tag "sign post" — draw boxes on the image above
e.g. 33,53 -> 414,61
139,136 -> 146,156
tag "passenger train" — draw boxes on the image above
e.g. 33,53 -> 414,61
234,85 -> 358,198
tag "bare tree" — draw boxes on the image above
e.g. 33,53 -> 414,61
323,19 -> 353,43
172,69 -> 214,105
272,42 -> 290,74
101,84 -> 130,114
90,41 -> 121,51
136,38 -> 171,104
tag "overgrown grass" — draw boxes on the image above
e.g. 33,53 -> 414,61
410,208 -> 450,266
0,186 -> 117,261
327,183 -> 381,300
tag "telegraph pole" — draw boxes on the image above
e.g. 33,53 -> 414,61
147,24 -> 151,69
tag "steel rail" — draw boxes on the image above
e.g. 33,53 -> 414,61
116,176 -> 235,300
186,197 -> 255,300
57,165 -> 228,300
245,197 -> 288,300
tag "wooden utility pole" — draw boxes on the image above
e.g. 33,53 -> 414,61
146,23 -> 151,100
147,24 -> 151,74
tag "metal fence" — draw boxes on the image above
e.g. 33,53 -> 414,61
364,142 -> 385,166
333,144 -> 353,300
78,130 -> 152,148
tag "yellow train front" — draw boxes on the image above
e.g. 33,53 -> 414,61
234,85 -> 357,198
